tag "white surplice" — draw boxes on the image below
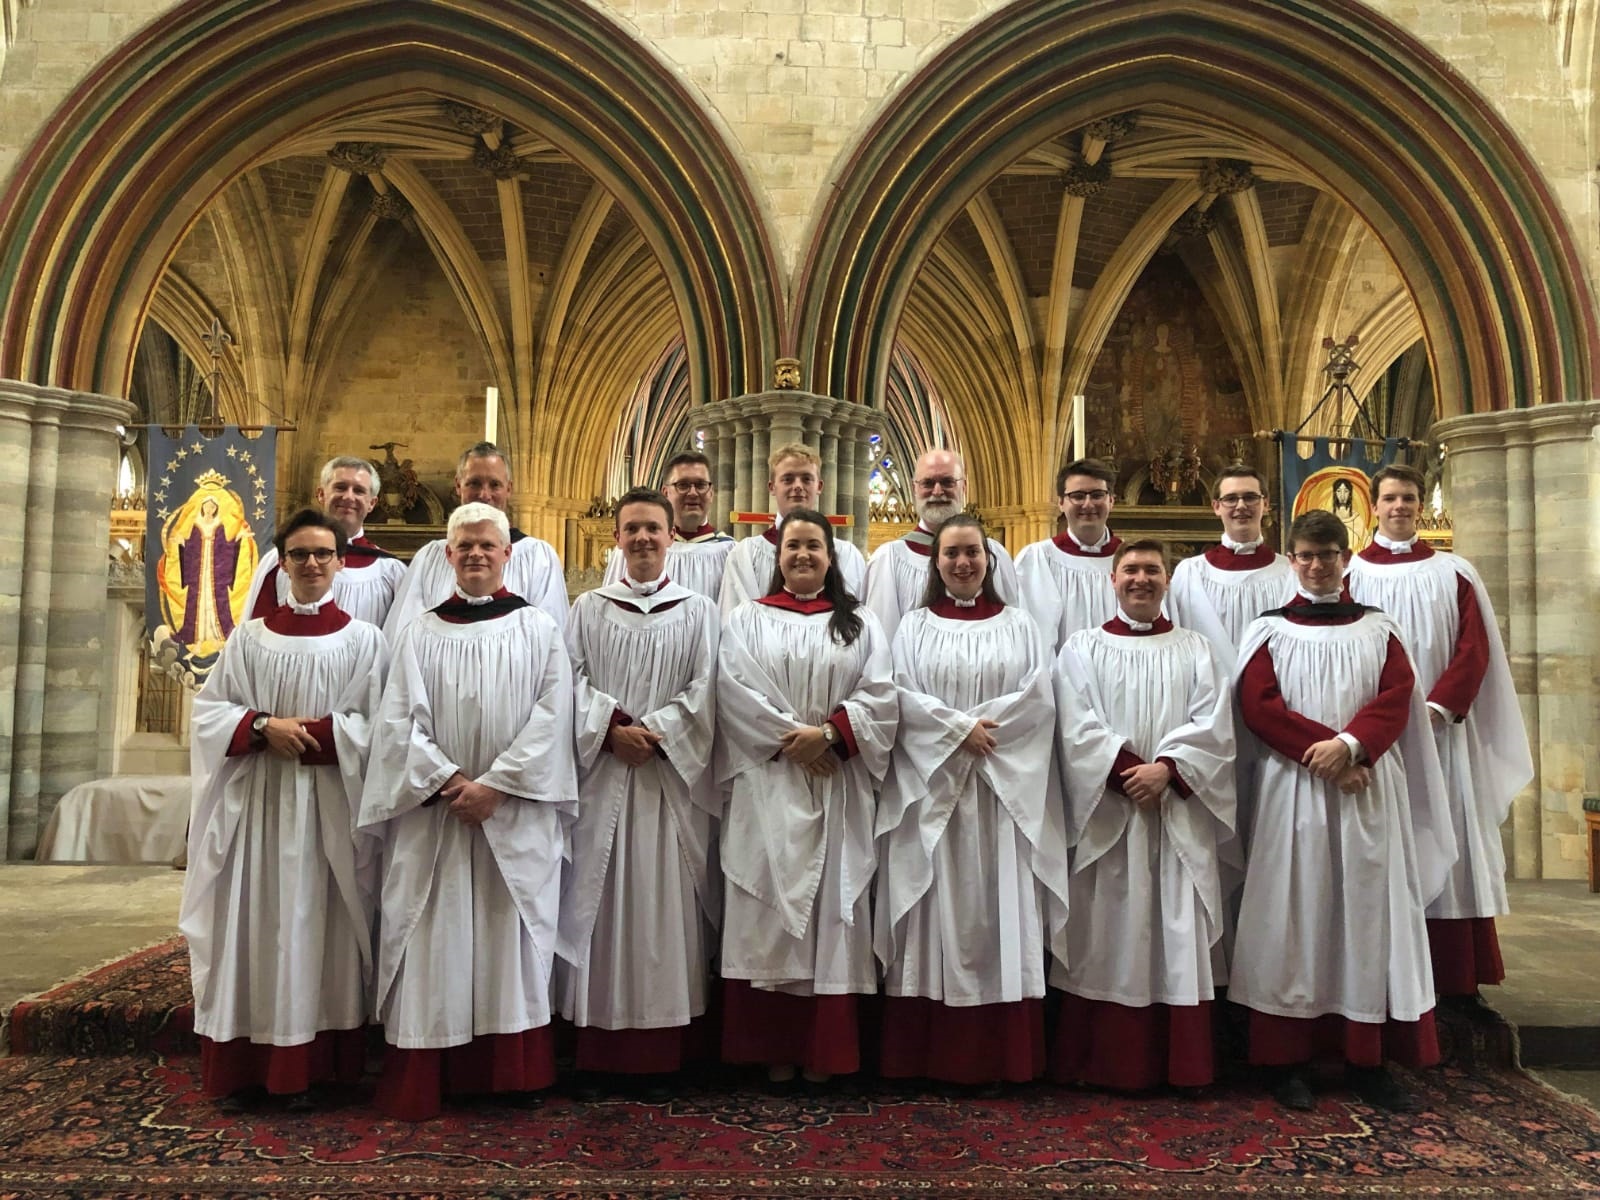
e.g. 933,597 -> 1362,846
555,580 -> 720,1029
603,537 -> 734,601
1051,623 -> 1236,1007
874,605 -> 1071,1005
1346,550 -> 1532,921
861,536 -> 1019,642
383,534 -> 568,639
244,542 -> 407,628
359,604 -> 577,1049
1014,539 -> 1119,653
717,601 -> 898,994
1167,549 -> 1295,670
718,531 -> 867,616
181,608 -> 387,1045
1229,611 -> 1455,1024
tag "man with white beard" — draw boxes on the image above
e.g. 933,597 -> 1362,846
1167,464 -> 1295,668
719,443 -> 867,615
183,508 -> 387,1112
602,452 -> 734,600
383,442 -> 568,637
1051,539 -> 1236,1091
862,447 -> 1018,641
1015,458 -> 1122,653
1345,463 -> 1531,1006
558,487 -> 721,1086
360,501 -> 577,1120
243,456 -> 406,626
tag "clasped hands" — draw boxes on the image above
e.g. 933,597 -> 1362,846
779,725 -> 840,777
607,722 -> 663,767
259,716 -> 321,761
1302,737 -> 1372,794
438,771 -> 506,826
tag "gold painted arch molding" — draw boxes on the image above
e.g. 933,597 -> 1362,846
0,0 -> 783,406
793,0 -> 1598,423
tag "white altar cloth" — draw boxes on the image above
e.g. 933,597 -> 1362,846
35,775 -> 191,864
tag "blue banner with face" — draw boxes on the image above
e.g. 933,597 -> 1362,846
1278,435 -> 1406,554
144,425 -> 276,684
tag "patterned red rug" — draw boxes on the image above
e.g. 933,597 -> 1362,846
2,938 -> 1597,1198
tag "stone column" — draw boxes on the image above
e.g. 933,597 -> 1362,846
0,380 -> 134,859
819,421 -> 840,517
1433,400 -> 1600,881
712,426 -> 736,530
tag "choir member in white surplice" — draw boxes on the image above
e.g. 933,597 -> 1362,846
243,456 -> 406,627
383,442 -> 568,638
718,508 -> 897,1083
719,443 -> 866,616
182,509 -> 387,1110
862,447 -> 1017,642
359,502 -> 577,1121
1232,510 -> 1456,1115
557,487 -> 721,1079
602,452 -> 734,600
1166,465 -> 1295,667
1015,458 -> 1123,654
1050,539 -> 1236,1091
874,515 -> 1071,1085
1345,464 -> 1532,1003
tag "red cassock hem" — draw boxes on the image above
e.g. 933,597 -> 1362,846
1049,994 -> 1214,1089
878,995 -> 1044,1084
573,1016 -> 716,1074
1426,916 -> 1505,994
719,979 -> 860,1075
199,1028 -> 366,1098
1247,1009 -> 1440,1069
375,1028 -> 557,1121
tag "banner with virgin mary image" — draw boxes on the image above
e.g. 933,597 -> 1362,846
1278,435 -> 1406,554
144,425 -> 276,684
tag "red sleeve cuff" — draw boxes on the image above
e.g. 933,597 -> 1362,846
1156,756 -> 1193,798
298,716 -> 338,766
226,711 -> 263,757
1107,746 -> 1145,795
828,709 -> 859,760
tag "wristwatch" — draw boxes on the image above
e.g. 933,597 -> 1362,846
821,722 -> 839,745
251,714 -> 270,740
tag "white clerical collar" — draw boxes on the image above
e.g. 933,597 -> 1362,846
1116,606 -> 1155,632
624,573 -> 667,596
1221,533 -> 1263,554
1068,527 -> 1111,552
1296,585 -> 1343,605
287,592 -> 334,615
952,595 -> 979,608
352,527 -> 366,541
1373,531 -> 1418,553
453,586 -> 496,606
785,586 -> 824,602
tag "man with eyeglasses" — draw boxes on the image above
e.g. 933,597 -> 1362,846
862,447 -> 1018,641
603,451 -> 734,600
1345,464 -> 1531,1010
1016,458 -> 1123,653
183,508 -> 389,1113
719,442 -> 867,615
1167,465 -> 1295,667
383,442 -> 569,639
1230,509 -> 1454,1114
243,455 -> 407,626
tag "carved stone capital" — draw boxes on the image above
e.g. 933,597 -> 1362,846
1062,159 -> 1111,197
773,357 -> 802,390
472,142 -> 523,180
370,190 -> 411,221
1199,157 -> 1256,194
1084,113 -> 1137,145
327,141 -> 388,174
441,101 -> 501,136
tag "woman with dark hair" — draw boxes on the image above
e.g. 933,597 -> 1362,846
875,514 -> 1071,1086
717,509 -> 897,1084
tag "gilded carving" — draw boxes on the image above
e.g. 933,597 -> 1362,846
773,357 -> 802,390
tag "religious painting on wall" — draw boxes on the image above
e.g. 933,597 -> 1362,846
1279,436 -> 1406,554
1082,256 -> 1253,503
144,425 -> 275,684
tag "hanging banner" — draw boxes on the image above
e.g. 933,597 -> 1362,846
144,425 -> 276,684
1278,435 -> 1407,554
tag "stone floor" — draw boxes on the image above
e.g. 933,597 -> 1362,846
1,864 -> 1596,1108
